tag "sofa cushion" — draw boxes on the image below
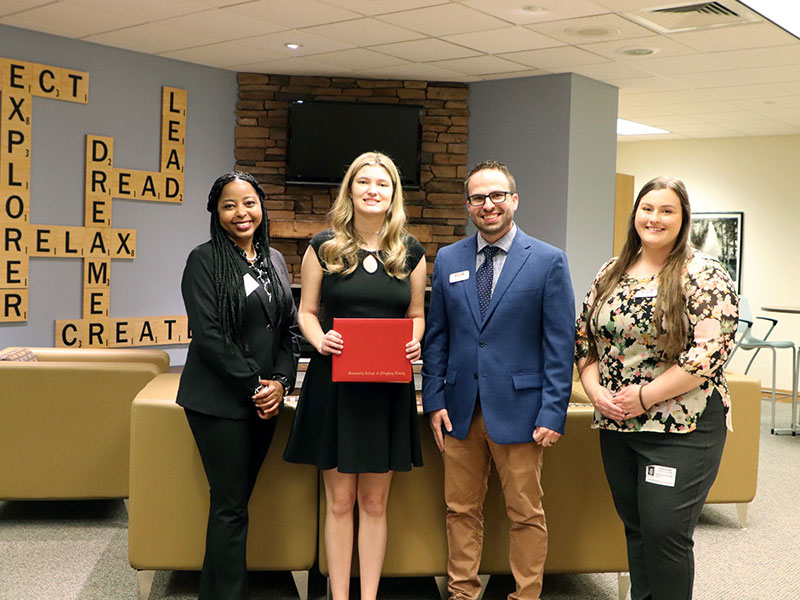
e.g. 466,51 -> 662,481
0,348 -> 38,362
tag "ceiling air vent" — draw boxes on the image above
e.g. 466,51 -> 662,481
626,1 -> 762,33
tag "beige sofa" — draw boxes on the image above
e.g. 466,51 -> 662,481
127,371 -> 760,600
705,372 -> 762,527
128,374 -> 319,600
318,402 -> 632,600
0,346 -> 168,500
573,370 -> 762,528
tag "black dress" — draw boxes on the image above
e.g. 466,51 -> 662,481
284,230 -> 424,473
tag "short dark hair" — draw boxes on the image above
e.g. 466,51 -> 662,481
464,160 -> 517,197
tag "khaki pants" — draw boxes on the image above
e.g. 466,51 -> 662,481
443,406 -> 547,600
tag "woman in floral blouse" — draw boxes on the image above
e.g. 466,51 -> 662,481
575,176 -> 738,600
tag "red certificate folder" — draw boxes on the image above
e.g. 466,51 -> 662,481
331,318 -> 412,383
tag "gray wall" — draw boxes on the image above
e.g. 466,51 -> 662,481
565,74 -> 619,300
467,73 -> 618,306
0,25 -> 237,364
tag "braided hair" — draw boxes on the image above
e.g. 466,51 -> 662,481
206,171 -> 285,351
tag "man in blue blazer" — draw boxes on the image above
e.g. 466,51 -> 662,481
422,160 -> 575,600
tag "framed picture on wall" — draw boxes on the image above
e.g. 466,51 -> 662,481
689,212 -> 743,293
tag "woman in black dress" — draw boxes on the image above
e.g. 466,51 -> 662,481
177,171 -> 299,599
284,152 -> 426,600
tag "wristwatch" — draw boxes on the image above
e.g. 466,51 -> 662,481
271,374 -> 291,396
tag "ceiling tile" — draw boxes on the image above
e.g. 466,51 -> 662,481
182,0 -> 256,6
619,89 -> 713,106
701,83 -> 789,101
777,81 -> 800,94
66,0 -> 206,21
303,18 -> 424,46
377,4 -> 508,37
1,2 -> 133,38
429,55 -> 532,76
594,0 -> 676,8
316,0 -> 447,16
159,41 -> 285,69
670,124 -> 745,138
618,133 -> 688,143
666,70 -> 764,89
690,110 -> 761,125
229,56 -> 351,75
580,35 -> 695,62
757,107 -> 800,126
83,9 -> 283,53
727,120 -> 800,136
223,0 -> 360,28
669,22 -> 797,53
498,46 -> 610,69
711,45 -> 800,70
306,48 -> 409,70
239,29 -> 354,57
526,13 -> 656,44
567,61 -> 650,80
730,95 -> 800,110
632,53 -> 736,76
371,38 -> 481,62
612,76 -> 688,93
364,62 -> 469,82
478,69 -> 550,80
653,100 -> 744,116
740,65 -> 800,84
460,0 -> 607,25
0,0 -> 53,18
633,115 -> 706,129
441,26 -> 564,55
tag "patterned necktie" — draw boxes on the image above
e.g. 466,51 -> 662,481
477,245 -> 499,320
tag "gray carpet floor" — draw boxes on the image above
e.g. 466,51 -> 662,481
1,399 -> 798,600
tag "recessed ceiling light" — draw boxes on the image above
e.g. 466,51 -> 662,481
617,118 -> 670,136
286,43 -> 302,50
617,47 -> 658,56
565,25 -> 622,38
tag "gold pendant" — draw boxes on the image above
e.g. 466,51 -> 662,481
363,253 -> 378,274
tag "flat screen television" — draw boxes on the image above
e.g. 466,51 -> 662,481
286,101 -> 422,188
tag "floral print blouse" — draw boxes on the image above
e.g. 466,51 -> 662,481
575,250 -> 739,433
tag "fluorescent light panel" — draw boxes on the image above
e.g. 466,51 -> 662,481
616,118 -> 669,135
740,1 -> 800,38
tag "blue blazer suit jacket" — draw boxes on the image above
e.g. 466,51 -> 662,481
422,229 -> 575,444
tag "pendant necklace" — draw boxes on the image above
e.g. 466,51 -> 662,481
356,227 -> 380,274
363,252 -> 378,274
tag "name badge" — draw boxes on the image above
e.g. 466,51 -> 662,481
645,465 -> 676,487
449,270 -> 469,283
243,273 -> 259,296
634,289 -> 657,298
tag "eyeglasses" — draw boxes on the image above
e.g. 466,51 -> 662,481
466,191 -> 511,207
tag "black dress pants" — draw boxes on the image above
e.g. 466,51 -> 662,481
599,390 -> 726,600
185,408 -> 277,600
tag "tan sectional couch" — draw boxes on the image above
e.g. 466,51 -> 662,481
0,346 -> 168,500
128,374 -> 319,600
318,403 -> 631,600
127,371 -> 761,600
572,370 -> 762,527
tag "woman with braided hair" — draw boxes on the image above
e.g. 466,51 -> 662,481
177,171 -> 299,599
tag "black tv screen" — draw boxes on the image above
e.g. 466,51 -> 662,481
286,101 -> 422,188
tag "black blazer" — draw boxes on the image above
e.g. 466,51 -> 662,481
177,241 -> 300,420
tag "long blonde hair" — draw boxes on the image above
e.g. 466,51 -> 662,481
584,176 -> 692,366
319,151 -> 411,279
